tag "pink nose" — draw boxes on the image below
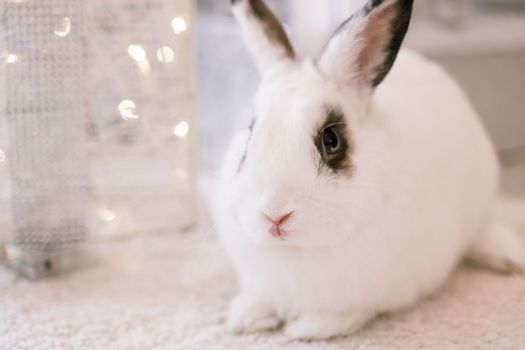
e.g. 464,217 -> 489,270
264,211 -> 294,226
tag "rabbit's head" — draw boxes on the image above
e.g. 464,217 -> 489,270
228,0 -> 413,247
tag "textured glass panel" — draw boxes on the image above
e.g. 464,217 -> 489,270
0,0 -> 197,277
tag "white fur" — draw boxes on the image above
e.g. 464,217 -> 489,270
232,0 -> 293,75
212,1 -> 523,341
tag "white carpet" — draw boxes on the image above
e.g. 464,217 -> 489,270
1,197 -> 525,350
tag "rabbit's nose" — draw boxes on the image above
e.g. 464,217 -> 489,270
264,211 -> 294,226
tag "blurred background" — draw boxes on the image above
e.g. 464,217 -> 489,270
0,0 -> 524,276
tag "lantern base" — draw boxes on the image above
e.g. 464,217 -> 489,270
2,244 -> 85,280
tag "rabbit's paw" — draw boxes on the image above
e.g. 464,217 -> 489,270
227,294 -> 281,334
467,223 -> 525,275
286,311 -> 373,341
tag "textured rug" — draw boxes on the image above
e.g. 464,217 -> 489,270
1,196 -> 525,350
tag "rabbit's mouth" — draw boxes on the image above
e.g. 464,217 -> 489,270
269,225 -> 288,240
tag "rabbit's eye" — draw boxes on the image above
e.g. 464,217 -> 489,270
314,107 -> 352,173
322,127 -> 341,154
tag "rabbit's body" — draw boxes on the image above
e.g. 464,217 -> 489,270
214,0 -> 524,340
214,50 -> 499,334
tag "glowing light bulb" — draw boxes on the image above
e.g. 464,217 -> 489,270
128,45 -> 147,62
98,208 -> 116,222
54,17 -> 71,37
171,17 -> 187,34
5,54 -> 18,63
118,99 -> 139,120
0,149 -> 6,165
156,46 -> 174,63
174,121 -> 189,138
136,59 -> 151,75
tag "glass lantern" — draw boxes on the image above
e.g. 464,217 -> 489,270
0,0 -> 197,278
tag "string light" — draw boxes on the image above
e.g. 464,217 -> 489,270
2,6 -> 195,235
171,17 -> 187,34
118,99 -> 139,120
54,17 -> 71,37
128,44 -> 147,62
156,46 -> 174,63
0,149 -> 6,165
5,54 -> 18,63
97,208 -> 116,222
136,59 -> 151,75
174,121 -> 189,138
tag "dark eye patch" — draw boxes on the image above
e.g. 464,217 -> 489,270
314,107 -> 352,173
237,118 -> 256,173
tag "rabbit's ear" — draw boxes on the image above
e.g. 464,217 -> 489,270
232,0 -> 295,76
318,0 -> 413,92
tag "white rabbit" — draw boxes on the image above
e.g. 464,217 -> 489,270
212,0 -> 525,340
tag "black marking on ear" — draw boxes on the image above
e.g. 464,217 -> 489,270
327,0 -> 391,51
314,107 -> 353,174
368,0 -> 413,87
249,0 -> 270,20
233,0 -> 295,59
363,0 -> 387,15
237,118 -> 256,173
319,0 -> 413,89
